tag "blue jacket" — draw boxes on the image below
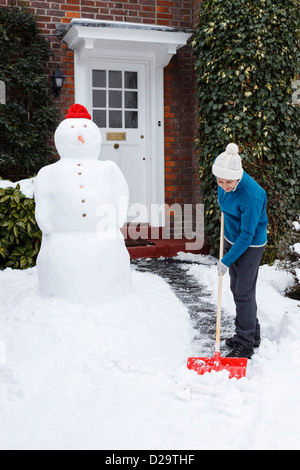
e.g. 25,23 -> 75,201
218,172 -> 268,267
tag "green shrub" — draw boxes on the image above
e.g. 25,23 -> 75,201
0,185 -> 41,269
193,0 -> 300,262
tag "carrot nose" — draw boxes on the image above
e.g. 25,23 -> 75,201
78,135 -> 85,144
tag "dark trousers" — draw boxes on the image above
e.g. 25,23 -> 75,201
224,240 -> 265,350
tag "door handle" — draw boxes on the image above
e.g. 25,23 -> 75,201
114,143 -> 120,149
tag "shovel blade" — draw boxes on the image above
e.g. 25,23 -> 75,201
187,355 -> 248,380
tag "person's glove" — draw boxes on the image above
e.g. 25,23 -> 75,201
217,261 -> 228,276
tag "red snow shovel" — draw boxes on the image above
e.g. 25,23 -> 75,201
187,213 -> 248,380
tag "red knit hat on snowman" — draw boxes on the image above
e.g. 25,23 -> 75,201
65,104 -> 91,120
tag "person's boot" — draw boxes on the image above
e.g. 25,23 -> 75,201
226,342 -> 254,359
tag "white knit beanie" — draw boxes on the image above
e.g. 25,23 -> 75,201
212,143 -> 244,180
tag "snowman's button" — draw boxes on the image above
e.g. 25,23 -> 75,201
79,185 -> 84,189
82,213 -> 87,217
81,200 -> 86,203
78,172 -> 82,175
77,164 -> 81,166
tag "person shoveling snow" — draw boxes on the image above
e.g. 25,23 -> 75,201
212,143 -> 268,359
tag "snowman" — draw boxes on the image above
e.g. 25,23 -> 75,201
35,104 -> 132,305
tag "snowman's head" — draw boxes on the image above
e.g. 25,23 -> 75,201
55,104 -> 102,161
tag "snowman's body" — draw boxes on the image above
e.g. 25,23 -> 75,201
35,106 -> 132,305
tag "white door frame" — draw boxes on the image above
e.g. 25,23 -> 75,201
88,59 -> 149,222
63,20 -> 192,227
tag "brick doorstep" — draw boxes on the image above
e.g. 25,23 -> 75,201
126,238 -> 210,260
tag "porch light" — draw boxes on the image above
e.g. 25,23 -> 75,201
52,66 -> 66,97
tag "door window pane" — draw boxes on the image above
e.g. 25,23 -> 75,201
93,110 -> 106,128
109,110 -> 122,128
125,72 -> 137,89
125,91 -> 138,109
93,90 -> 106,108
92,69 -> 138,129
109,71 -> 122,88
125,111 -> 138,129
109,90 -> 122,108
93,70 -> 106,88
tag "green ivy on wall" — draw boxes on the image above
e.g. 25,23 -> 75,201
0,1 -> 58,180
193,0 -> 300,261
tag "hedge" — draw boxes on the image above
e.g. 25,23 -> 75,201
193,0 -> 300,261
0,185 -> 41,269
0,2 -> 58,180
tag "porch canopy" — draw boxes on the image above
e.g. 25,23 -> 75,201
61,19 -> 193,67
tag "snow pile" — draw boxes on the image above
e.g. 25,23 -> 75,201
0,267 -> 194,449
0,256 -> 300,450
182,256 -> 300,449
293,221 -> 300,232
0,178 -> 35,199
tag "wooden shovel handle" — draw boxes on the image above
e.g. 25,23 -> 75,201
219,212 -> 225,262
215,212 -> 224,354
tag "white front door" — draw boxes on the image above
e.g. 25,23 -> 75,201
88,61 -> 148,222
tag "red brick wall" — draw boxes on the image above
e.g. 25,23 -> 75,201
164,48 -> 194,207
164,0 -> 203,219
1,0 -> 202,226
191,0 -> 202,208
192,0 -> 202,28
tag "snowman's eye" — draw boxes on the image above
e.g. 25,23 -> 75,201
71,126 -> 75,128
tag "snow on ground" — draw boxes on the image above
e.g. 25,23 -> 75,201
0,254 -> 299,450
